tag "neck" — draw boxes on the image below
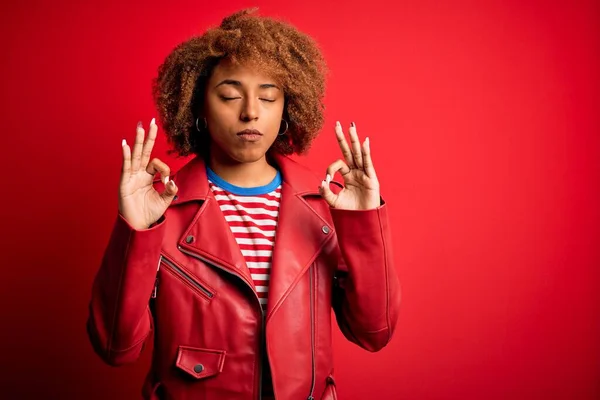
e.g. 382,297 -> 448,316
208,150 -> 277,188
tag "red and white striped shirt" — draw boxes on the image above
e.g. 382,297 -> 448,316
207,168 -> 282,311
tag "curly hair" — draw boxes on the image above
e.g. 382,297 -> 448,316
152,8 -> 328,158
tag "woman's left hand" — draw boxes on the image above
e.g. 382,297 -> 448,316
319,121 -> 381,210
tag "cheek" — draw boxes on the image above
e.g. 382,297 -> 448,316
205,106 -> 237,134
206,101 -> 234,119
266,102 -> 285,123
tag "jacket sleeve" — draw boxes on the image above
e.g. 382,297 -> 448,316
86,213 -> 166,366
329,202 -> 401,352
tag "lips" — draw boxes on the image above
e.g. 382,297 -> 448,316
236,128 -> 263,143
237,129 -> 263,136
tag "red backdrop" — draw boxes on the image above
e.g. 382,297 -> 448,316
1,0 -> 599,398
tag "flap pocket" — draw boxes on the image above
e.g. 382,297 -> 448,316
175,346 -> 226,380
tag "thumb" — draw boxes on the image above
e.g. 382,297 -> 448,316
319,180 -> 338,207
160,179 -> 178,204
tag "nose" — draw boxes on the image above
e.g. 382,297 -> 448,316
240,97 -> 259,122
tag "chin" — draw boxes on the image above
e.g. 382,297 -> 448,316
230,149 -> 269,164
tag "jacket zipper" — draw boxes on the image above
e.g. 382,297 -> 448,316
159,255 -> 214,299
307,265 -> 316,400
259,312 -> 266,400
177,245 -> 265,400
152,255 -> 162,299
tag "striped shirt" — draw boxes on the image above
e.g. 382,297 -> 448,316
206,167 -> 282,311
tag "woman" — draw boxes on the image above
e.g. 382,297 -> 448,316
87,8 -> 401,400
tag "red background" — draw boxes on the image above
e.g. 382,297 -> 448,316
1,0 -> 599,398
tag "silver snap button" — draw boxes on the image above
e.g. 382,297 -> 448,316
185,235 -> 195,243
322,225 -> 330,234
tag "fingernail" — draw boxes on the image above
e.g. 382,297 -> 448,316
336,121 -> 341,128
326,174 -> 332,184
351,122 -> 355,127
365,137 -> 370,146
122,139 -> 126,147
137,121 -> 142,129
163,176 -> 169,185
169,180 -> 176,187
151,117 -> 155,126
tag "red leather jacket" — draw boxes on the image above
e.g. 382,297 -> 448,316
87,153 -> 401,400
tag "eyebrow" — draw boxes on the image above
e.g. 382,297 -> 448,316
214,79 -> 280,90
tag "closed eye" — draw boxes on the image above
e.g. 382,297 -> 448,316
220,96 -> 276,103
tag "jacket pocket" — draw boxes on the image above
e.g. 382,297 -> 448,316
320,373 -> 338,400
175,345 -> 226,380
160,255 -> 215,301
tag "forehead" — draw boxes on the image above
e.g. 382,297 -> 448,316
208,57 -> 279,85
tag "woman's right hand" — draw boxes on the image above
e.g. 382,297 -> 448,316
118,118 -> 178,230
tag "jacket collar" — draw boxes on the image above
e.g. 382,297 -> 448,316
170,153 -> 321,204
172,153 -> 335,320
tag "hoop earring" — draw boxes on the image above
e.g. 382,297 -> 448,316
196,117 -> 207,132
278,119 -> 289,136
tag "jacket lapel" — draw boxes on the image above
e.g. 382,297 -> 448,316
170,157 -> 254,290
266,155 -> 334,320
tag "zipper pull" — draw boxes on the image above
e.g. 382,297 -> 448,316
152,255 -> 162,299
152,278 -> 159,298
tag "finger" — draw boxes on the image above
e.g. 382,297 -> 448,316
121,139 -> 131,183
140,118 -> 157,169
131,121 -> 145,172
335,121 -> 354,167
160,179 -> 178,204
146,158 -> 171,184
361,137 -> 377,179
348,122 -> 363,170
318,179 -> 338,207
326,159 -> 351,182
